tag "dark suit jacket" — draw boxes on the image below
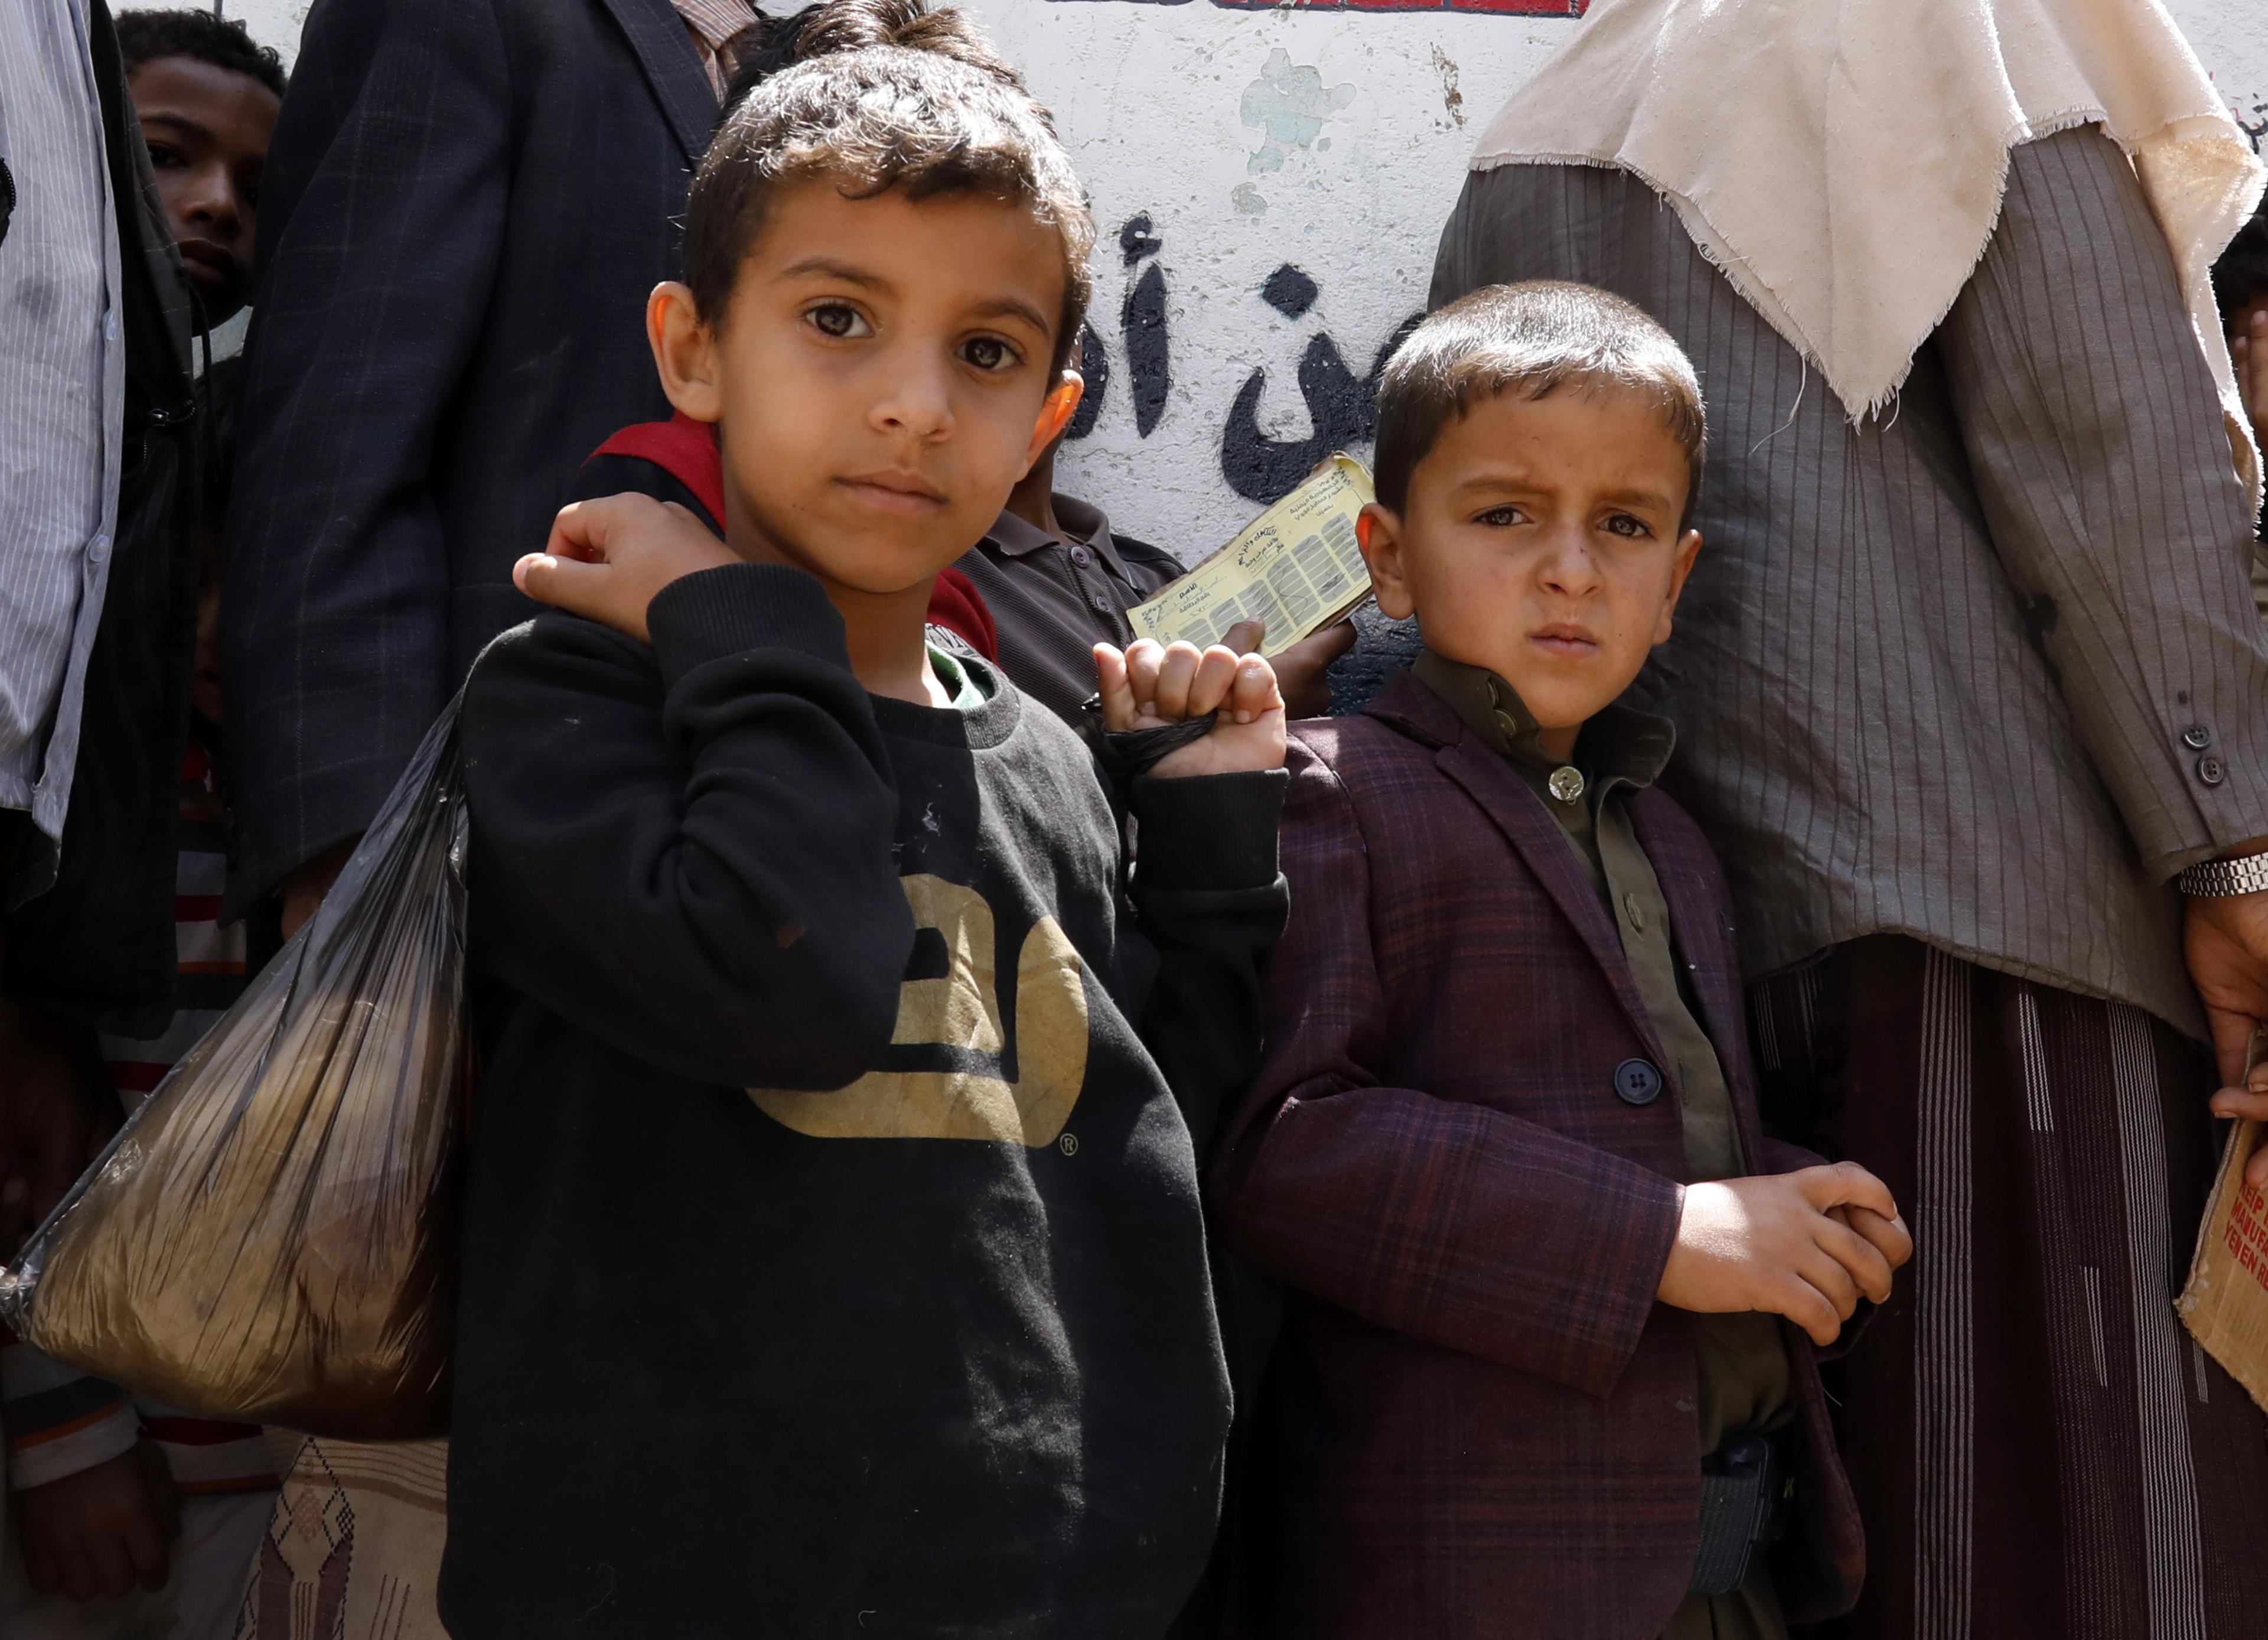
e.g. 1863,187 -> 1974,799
1209,675 -> 1863,1638
220,0 -> 721,915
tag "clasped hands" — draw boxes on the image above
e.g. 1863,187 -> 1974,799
1658,1163 -> 1914,1348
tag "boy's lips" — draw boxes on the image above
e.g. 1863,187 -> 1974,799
177,238 -> 239,284
1529,624 -> 1600,658
839,470 -> 949,515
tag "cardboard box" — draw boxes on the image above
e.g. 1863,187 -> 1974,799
2177,1031 -> 2268,1412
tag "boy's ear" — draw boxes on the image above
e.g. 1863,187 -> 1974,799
1357,502 -> 1416,622
648,282 -> 724,425
1024,369 -> 1084,473
1652,527 -> 1704,645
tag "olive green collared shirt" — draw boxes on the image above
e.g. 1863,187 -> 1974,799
1412,651 -> 1793,1640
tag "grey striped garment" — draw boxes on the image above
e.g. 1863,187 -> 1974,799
1432,126 -> 2268,1037
0,0 -> 122,875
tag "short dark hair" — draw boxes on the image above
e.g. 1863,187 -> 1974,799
116,9 -> 286,101
684,0 -> 1093,372
1373,281 -> 1706,527
2214,207 -> 2268,333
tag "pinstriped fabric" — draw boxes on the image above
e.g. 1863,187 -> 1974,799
1913,949 -> 1973,1640
2106,1006 -> 2209,1640
2016,984 -> 2128,1639
1752,939 -> 2268,1639
0,0 -> 122,861
1435,127 -> 2268,1039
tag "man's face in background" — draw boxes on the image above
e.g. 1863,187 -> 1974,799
129,54 -> 281,325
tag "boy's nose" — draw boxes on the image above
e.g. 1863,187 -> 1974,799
1536,530 -> 1604,596
871,354 -> 957,440
183,164 -> 242,237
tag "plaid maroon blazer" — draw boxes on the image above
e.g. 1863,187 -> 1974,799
1208,674 -> 1865,1637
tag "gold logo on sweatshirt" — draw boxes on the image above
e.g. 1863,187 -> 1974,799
748,875 -> 1089,1146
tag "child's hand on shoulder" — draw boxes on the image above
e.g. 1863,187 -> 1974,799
513,493 -> 741,644
1095,637 -> 1286,779
1656,1161 -> 1913,1346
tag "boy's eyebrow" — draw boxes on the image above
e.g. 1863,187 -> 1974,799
774,256 -> 1052,341
965,295 -> 1054,337
1591,484 -> 1681,512
1445,469 -> 1547,501
775,256 -> 895,291
136,110 -> 215,144
1448,471 -> 1678,511
1596,487 -> 1687,512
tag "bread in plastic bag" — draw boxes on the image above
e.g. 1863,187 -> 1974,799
0,704 -> 467,1439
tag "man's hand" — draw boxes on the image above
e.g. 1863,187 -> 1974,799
1656,1163 -> 1913,1347
2196,881 -> 2268,1186
16,1440 -> 177,1603
1220,618 -> 1355,719
2186,886 -> 2268,1091
0,998 -> 112,1252
513,493 -> 740,643
1095,637 -> 1286,779
2234,308 -> 2268,456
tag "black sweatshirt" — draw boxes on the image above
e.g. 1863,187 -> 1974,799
440,564 -> 1288,1640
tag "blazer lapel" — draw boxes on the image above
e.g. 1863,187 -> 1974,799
597,0 -> 720,167
1377,681 -> 1670,1068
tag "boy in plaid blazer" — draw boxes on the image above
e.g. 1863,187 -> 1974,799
1209,283 -> 1911,1639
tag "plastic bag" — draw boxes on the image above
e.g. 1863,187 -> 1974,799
0,704 -> 467,1438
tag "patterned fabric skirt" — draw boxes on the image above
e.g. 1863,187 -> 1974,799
1751,936 -> 2268,1639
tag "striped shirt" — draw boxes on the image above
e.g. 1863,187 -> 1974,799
671,0 -> 759,97
102,738 -> 248,1096
2,736 -> 270,1496
0,0 -> 125,887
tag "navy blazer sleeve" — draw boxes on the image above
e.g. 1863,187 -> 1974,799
221,0 -> 513,912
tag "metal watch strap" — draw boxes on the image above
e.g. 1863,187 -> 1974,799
2178,851 -> 2268,898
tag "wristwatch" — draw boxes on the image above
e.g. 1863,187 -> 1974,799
2178,851 -> 2268,897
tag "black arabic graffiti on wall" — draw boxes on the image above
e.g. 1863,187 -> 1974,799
1068,214 -> 1425,505
2238,98 -> 2268,154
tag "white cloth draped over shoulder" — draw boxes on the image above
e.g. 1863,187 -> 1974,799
1469,0 -> 2266,501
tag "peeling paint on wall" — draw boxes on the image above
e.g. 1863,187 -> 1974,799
1432,44 -> 1466,127
1241,48 -> 1358,177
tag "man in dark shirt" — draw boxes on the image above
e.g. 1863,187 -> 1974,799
963,436 -> 1355,725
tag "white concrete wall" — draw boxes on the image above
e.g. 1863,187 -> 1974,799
153,0 -> 2266,558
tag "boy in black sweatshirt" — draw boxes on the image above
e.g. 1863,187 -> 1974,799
437,4 -> 1290,1636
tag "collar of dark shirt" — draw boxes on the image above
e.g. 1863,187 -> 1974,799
980,494 -> 1136,584
1410,647 -> 1677,792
